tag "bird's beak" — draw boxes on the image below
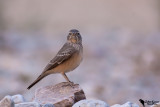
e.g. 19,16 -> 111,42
73,33 -> 76,36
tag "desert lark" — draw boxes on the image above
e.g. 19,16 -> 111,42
27,29 -> 83,89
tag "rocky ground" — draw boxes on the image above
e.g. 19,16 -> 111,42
0,82 -> 142,107
1,82 -> 159,107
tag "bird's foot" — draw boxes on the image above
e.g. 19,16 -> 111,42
68,81 -> 74,88
69,81 -> 74,84
62,81 -> 74,88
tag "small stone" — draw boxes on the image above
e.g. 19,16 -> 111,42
151,102 -> 160,107
33,82 -> 86,107
42,103 -> 55,107
111,102 -> 139,107
111,104 -> 121,107
15,102 -> 40,107
0,95 -> 14,107
123,102 -> 139,107
73,99 -> 109,107
12,94 -> 25,104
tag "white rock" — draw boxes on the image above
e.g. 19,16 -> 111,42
111,102 -> 139,107
15,102 -> 40,107
151,102 -> 160,107
122,102 -> 139,107
111,104 -> 121,107
42,103 -> 55,107
0,95 -> 14,107
12,94 -> 25,104
73,99 -> 109,107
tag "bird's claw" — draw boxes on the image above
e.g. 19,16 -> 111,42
68,81 -> 74,88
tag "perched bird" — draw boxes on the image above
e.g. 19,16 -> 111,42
27,29 -> 83,89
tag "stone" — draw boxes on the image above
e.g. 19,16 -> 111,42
111,102 -> 139,107
15,102 -> 40,107
151,102 -> 160,107
111,104 -> 121,107
121,102 -> 139,107
0,95 -> 14,107
33,82 -> 86,107
73,99 -> 109,107
12,94 -> 25,104
42,103 -> 55,107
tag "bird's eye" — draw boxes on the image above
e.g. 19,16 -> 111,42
77,33 -> 80,35
69,33 -> 72,35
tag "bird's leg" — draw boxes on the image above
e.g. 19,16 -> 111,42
61,73 -> 71,82
61,73 -> 74,87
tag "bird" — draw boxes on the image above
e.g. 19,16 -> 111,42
27,29 -> 83,89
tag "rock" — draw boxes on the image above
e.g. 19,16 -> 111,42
42,103 -> 55,107
111,102 -> 139,107
151,102 -> 160,107
111,104 -> 121,107
15,102 -> 40,107
121,102 -> 139,107
73,99 -> 109,107
0,95 -> 14,107
12,94 -> 25,104
33,82 -> 86,107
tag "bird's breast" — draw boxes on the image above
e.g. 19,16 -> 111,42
51,51 -> 83,73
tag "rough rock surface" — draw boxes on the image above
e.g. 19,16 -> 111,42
15,102 -> 40,107
111,102 -> 139,107
0,94 -> 141,107
73,99 -> 109,107
42,103 -> 55,107
151,102 -> 160,107
12,94 -> 25,104
33,82 -> 86,107
0,95 -> 14,107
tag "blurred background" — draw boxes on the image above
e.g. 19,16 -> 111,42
0,0 -> 160,105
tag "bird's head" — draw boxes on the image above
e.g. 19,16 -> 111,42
67,29 -> 82,44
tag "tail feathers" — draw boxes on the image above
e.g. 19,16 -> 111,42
27,74 -> 46,90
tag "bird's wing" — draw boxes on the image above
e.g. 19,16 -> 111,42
43,43 -> 76,72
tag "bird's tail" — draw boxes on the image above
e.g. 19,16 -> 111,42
27,74 -> 47,90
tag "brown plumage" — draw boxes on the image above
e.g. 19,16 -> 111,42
27,29 -> 83,89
